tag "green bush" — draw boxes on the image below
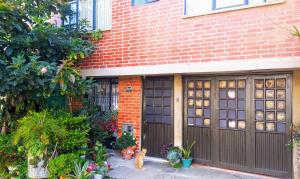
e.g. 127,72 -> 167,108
0,134 -> 26,178
115,132 -> 136,150
48,153 -> 82,178
55,111 -> 90,154
94,142 -> 107,166
13,110 -> 65,164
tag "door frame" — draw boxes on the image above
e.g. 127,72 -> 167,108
141,76 -> 174,157
183,72 -> 292,178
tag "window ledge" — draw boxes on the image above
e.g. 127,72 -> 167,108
183,0 -> 285,19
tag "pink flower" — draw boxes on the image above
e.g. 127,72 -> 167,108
87,163 -> 97,172
40,67 -> 48,74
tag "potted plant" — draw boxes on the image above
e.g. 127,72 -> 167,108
180,141 -> 196,168
73,161 -> 91,179
115,132 -> 137,160
161,143 -> 182,168
13,111 -> 65,178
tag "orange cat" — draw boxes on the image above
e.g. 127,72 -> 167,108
135,148 -> 147,169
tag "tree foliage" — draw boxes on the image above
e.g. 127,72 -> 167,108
0,0 -> 97,132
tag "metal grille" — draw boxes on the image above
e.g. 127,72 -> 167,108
94,79 -> 118,112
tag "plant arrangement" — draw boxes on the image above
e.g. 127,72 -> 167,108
13,110 -> 65,178
166,147 -> 182,168
0,134 -> 26,178
161,143 -> 182,168
115,132 -> 137,160
288,124 -> 300,148
180,141 -> 196,168
73,161 -> 92,179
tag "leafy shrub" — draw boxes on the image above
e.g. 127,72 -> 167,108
94,142 -> 108,166
166,147 -> 182,168
13,110 -> 65,163
0,134 -> 25,177
48,153 -> 83,177
115,132 -> 136,150
55,111 -> 90,154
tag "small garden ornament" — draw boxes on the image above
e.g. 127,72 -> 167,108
135,149 -> 147,169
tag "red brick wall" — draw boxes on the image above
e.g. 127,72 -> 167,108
117,77 -> 142,147
80,0 -> 300,69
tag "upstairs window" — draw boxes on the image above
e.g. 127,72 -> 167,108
65,0 -> 112,31
185,0 -> 279,16
132,0 -> 159,6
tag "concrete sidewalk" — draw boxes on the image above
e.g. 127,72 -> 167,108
107,152 -> 276,179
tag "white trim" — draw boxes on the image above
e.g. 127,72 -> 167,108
81,57 -> 300,77
183,0 -> 285,19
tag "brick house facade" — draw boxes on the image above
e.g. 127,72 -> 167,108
79,0 -> 300,178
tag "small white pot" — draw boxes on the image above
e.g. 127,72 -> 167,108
28,157 -> 49,179
94,174 -> 103,179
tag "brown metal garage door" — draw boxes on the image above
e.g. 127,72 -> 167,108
184,74 -> 292,178
142,76 -> 174,157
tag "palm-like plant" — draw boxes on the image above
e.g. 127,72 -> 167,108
181,141 -> 196,159
73,161 -> 91,179
13,110 -> 65,164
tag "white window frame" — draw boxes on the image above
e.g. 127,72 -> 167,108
65,0 -> 112,31
183,0 -> 285,18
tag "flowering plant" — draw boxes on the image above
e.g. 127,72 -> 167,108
288,125 -> 300,148
160,143 -> 174,158
100,120 -> 117,134
115,132 -> 136,150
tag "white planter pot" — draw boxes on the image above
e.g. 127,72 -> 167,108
28,157 -> 49,179
93,174 -> 103,179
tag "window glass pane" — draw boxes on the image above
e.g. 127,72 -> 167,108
203,100 -> 210,107
255,80 -> 264,89
228,110 -> 236,119
255,100 -> 264,110
249,0 -> 265,4
220,120 -> 227,128
133,0 -> 146,5
215,0 -> 246,9
228,120 -> 236,128
204,119 -> 210,126
195,118 -> 203,126
277,112 -> 286,121
266,111 -> 275,121
195,99 -> 203,107
266,122 -> 275,131
79,0 -> 93,28
228,90 -> 236,99
188,108 -> 195,117
228,100 -> 236,109
185,0 -> 212,15
238,89 -> 246,99
220,110 -> 227,119
219,100 -> 227,109
238,121 -> 246,129
238,100 -> 245,109
277,123 -> 286,133
256,122 -> 264,131
188,81 -> 195,88
204,109 -> 210,118
255,111 -> 264,120
188,118 -> 194,125
219,89 -> 227,99
238,111 -> 246,120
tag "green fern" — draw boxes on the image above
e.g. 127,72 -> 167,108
13,110 -> 66,158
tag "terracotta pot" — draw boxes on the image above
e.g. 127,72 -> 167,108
121,146 -> 136,160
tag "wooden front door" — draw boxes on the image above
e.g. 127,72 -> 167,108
142,76 -> 174,157
184,74 -> 292,178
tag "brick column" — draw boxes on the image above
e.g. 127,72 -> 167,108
117,76 -> 142,149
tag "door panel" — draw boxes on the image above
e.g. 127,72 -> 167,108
184,74 -> 292,177
142,77 -> 173,157
184,79 -> 212,161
